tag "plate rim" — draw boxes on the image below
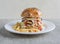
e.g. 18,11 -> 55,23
4,20 -> 56,34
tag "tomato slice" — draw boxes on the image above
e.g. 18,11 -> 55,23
38,26 -> 42,31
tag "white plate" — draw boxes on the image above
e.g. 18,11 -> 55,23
4,20 -> 56,34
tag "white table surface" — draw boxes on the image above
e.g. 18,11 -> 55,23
0,19 -> 60,44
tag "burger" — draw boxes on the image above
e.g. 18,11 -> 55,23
21,8 -> 43,31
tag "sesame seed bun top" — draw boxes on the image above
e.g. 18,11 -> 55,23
21,8 -> 42,18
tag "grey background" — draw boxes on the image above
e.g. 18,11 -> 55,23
0,0 -> 59,19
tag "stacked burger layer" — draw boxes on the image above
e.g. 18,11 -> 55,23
21,8 -> 43,31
